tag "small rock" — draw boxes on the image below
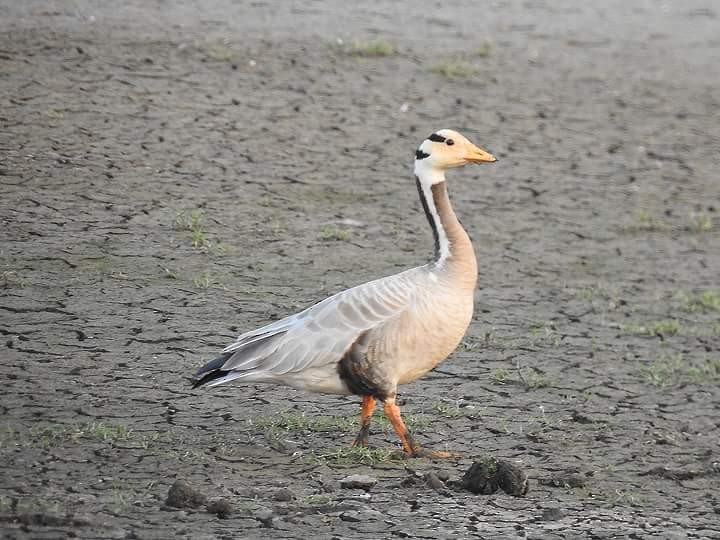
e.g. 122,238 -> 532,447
540,507 -> 563,521
254,507 -> 274,527
165,480 -> 207,509
424,472 -> 445,490
206,498 -> 233,519
340,510 -> 363,523
340,474 -> 377,491
460,457 -> 528,497
436,470 -> 450,482
273,487 -> 295,502
326,218 -> 365,228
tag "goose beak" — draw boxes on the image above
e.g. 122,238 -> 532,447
465,145 -> 497,164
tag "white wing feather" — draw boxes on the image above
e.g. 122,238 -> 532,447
218,267 -> 425,377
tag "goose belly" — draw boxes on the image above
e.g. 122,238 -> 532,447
394,292 -> 474,385
278,364 -> 352,395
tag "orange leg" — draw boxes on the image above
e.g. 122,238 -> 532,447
352,396 -> 376,447
383,397 -> 460,459
383,397 -> 422,457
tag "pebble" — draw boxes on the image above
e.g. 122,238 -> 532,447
340,474 -> 378,491
424,471 -> 445,490
254,507 -> 275,527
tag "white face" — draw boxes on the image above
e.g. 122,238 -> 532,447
415,129 -> 496,170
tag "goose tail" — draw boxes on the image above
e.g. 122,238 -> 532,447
192,352 -> 233,389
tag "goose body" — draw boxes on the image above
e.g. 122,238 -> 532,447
193,129 -> 496,456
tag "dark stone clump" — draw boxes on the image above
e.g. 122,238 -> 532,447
206,498 -> 233,519
460,457 -> 529,497
165,479 -> 207,509
273,487 -> 295,502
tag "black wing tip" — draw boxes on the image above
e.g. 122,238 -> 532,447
191,369 -> 230,389
192,352 -> 233,389
196,353 -> 230,375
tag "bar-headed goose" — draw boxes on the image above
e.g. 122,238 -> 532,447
193,129 -> 497,457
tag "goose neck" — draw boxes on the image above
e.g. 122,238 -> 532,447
414,165 -> 477,288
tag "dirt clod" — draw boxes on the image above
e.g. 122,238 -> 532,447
165,480 -> 207,509
273,487 -> 295,502
460,458 -> 529,497
539,473 -> 586,489
206,498 -> 233,519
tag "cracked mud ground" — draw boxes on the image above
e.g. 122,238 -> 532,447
1,1 -> 719,538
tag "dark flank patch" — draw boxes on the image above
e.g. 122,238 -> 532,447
428,132 -> 446,143
415,149 -> 430,160
415,176 -> 440,261
337,331 -> 388,400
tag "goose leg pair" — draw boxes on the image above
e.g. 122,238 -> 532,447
351,395 -> 420,456
193,130 -> 497,457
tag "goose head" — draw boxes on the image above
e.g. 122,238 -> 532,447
415,129 -> 496,172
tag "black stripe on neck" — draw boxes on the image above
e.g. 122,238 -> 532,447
415,175 -> 440,261
415,149 -> 430,160
428,133 -> 446,143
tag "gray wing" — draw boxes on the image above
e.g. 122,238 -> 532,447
214,267 -> 424,379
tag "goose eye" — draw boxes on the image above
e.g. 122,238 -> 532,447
446,139 -> 454,146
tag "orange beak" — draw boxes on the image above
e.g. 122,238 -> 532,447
465,145 -> 497,164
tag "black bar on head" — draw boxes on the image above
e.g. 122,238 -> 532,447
415,149 -> 430,160
428,133 -> 446,143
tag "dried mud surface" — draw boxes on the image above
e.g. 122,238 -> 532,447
1,1 -> 720,538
